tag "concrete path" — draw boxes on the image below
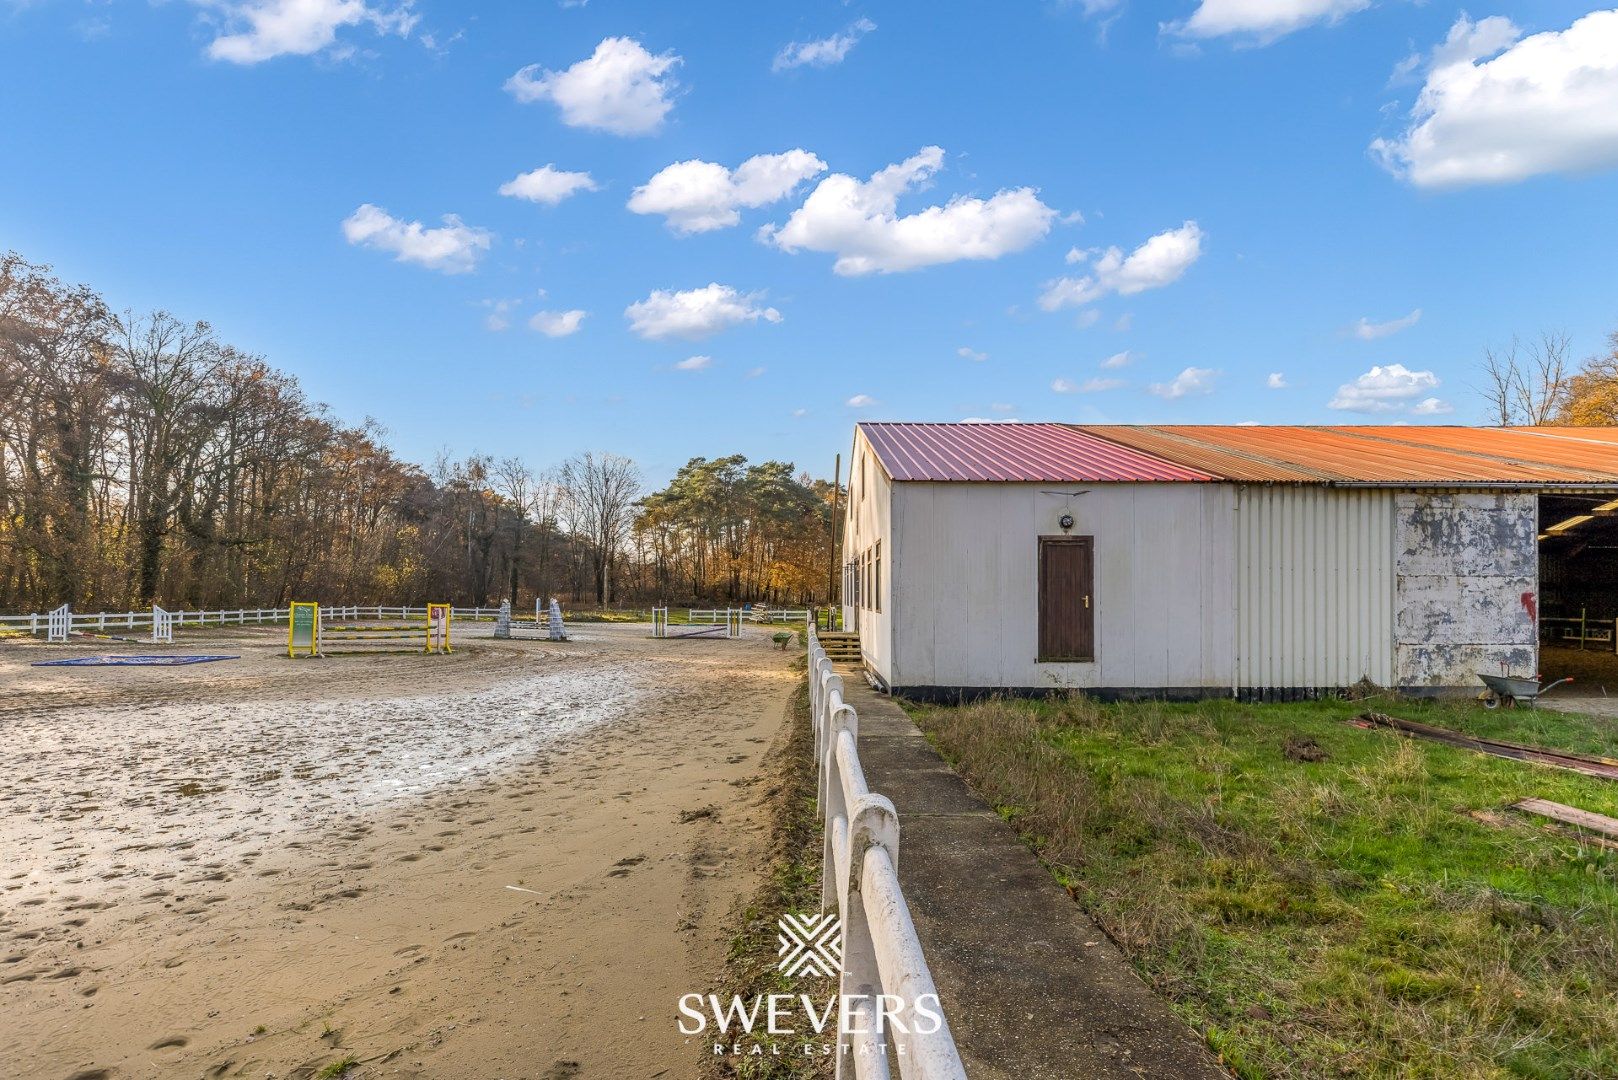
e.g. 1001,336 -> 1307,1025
838,675 -> 1227,1080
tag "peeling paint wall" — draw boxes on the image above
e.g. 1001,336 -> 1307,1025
1395,493 -> 1538,688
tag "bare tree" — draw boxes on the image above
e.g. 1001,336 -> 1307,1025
494,457 -> 536,606
112,311 -> 235,603
559,451 -> 641,606
1478,331 -> 1572,426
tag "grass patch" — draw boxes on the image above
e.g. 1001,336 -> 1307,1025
701,676 -> 834,1080
907,694 -> 1618,1079
315,1056 -> 359,1078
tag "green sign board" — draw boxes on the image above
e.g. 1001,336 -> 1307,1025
289,603 -> 319,657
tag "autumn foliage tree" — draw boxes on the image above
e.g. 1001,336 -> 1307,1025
1479,328 -> 1618,428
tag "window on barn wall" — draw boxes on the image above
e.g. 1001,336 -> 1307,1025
874,541 -> 881,614
1038,536 -> 1094,662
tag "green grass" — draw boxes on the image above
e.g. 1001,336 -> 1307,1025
906,694 -> 1618,1079
315,1055 -> 359,1078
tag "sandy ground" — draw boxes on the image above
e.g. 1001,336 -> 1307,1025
1535,645 -> 1618,720
0,622 -> 798,1080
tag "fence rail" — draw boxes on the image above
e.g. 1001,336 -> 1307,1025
807,624 -> 965,1080
2,603 -> 533,641
1543,614 -> 1618,651
689,607 -> 812,624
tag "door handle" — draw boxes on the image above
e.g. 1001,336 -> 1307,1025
1084,595 -> 1090,609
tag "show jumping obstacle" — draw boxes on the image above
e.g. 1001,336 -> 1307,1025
651,607 -> 741,639
287,602 -> 452,658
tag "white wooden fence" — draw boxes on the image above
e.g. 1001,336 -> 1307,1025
807,624 -> 966,1080
689,607 -> 812,624
4,603 -> 526,642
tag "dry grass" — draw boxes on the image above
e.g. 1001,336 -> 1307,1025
701,677 -> 835,1080
909,694 -> 1618,1079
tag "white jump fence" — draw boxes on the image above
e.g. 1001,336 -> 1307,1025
807,624 -> 966,1080
151,605 -> 174,645
652,606 -> 742,638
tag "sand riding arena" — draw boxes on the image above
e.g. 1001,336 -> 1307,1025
0,619 -> 799,1080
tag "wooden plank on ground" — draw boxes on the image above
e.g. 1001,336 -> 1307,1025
1359,712 -> 1618,782
1512,798 -> 1618,840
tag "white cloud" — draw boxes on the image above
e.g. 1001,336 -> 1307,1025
761,146 -> 1056,275
745,366 -> 766,379
629,150 -> 826,234
624,283 -> 782,341
1052,376 -> 1124,393
1373,11 -> 1618,188
1148,366 -> 1218,399
674,355 -> 713,372
1040,222 -> 1204,311
530,309 -> 587,337
1411,397 -> 1454,415
1352,308 -> 1422,340
792,407 -> 809,417
1167,0 -> 1370,44
846,394 -> 877,408
1100,350 -> 1134,369
1267,372 -> 1288,389
505,37 -> 679,136
1328,363 -> 1444,413
1064,246 -> 1086,265
773,18 -> 876,71
958,346 -> 989,362
204,0 -> 417,64
483,297 -> 521,331
498,164 -> 598,206
341,204 -> 491,274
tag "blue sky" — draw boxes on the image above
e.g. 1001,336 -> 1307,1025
3,1 -> 1616,485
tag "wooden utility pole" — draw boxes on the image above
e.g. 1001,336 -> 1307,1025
828,453 -> 841,613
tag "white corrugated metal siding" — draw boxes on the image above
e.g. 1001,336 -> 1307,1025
1237,486 -> 1395,693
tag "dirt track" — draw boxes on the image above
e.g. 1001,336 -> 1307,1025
0,622 -> 798,1080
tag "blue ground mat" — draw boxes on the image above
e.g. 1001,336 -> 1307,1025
32,654 -> 240,667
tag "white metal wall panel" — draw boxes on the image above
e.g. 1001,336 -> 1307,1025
890,481 -> 1237,690
1236,486 -> 1395,691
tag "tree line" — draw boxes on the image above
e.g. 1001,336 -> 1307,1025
0,252 -> 838,614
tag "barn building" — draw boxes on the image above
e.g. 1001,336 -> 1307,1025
838,423 -> 1618,699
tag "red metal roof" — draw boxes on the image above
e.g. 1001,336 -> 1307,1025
858,423 -> 1215,483
1078,425 -> 1618,484
859,423 -> 1618,485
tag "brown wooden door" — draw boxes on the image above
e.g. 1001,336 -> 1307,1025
1039,537 -> 1094,661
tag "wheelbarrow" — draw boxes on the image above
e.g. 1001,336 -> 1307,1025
1476,672 -> 1573,709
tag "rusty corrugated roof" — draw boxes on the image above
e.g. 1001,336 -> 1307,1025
1077,425 -> 1618,484
858,423 -> 1215,482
